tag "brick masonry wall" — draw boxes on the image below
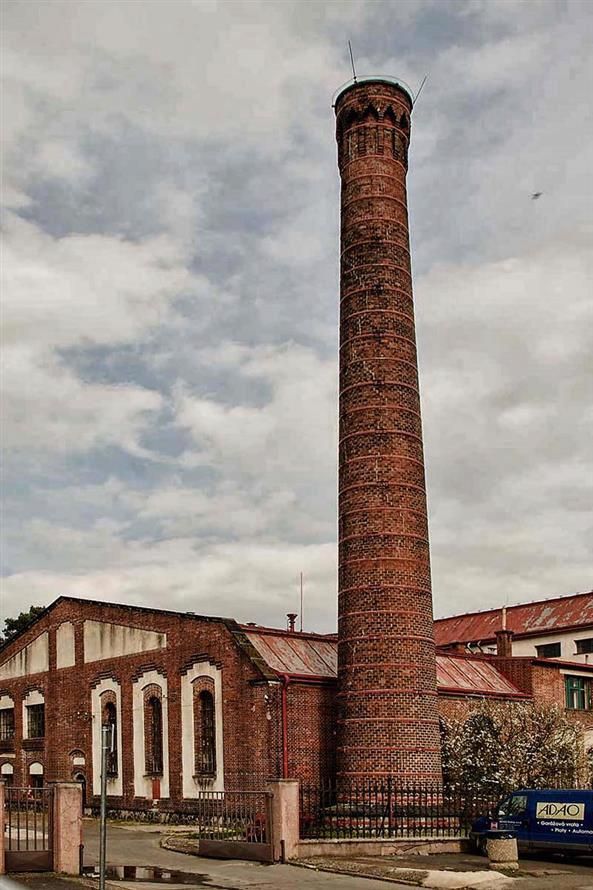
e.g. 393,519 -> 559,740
286,683 -> 336,785
493,657 -> 535,695
439,663 -> 593,741
4,600 -> 592,805
335,79 -> 441,781
0,600 -> 280,809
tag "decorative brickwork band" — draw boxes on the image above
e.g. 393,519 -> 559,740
335,79 -> 442,782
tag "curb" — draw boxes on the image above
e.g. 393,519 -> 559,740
289,860 -> 425,886
159,834 -> 197,856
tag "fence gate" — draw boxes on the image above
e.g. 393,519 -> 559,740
4,786 -> 54,872
189,790 -> 274,862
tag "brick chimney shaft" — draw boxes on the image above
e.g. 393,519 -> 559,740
335,79 -> 442,782
496,629 -> 514,658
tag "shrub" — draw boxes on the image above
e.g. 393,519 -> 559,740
441,701 -> 587,797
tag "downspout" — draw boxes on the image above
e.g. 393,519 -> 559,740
280,674 -> 290,779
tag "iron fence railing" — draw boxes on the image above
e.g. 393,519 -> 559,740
5,786 -> 53,852
299,780 -> 500,840
184,790 -> 272,843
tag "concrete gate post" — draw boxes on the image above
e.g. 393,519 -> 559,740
267,779 -> 299,862
52,782 -> 83,874
0,780 -> 5,875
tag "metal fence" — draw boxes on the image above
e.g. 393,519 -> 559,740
299,780 -> 499,840
4,786 -> 54,872
185,790 -> 272,843
181,790 -> 274,862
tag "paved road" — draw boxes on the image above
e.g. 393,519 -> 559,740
81,822 -> 410,889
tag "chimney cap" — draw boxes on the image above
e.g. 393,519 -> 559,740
333,75 -> 415,109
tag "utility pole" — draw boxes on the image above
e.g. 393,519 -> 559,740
99,722 -> 113,890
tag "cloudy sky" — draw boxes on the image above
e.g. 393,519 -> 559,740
1,0 -> 592,632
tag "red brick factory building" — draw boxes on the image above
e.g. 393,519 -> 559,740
1,78 -> 591,811
1,591 -> 592,812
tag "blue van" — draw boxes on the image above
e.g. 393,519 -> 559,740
471,789 -> 593,855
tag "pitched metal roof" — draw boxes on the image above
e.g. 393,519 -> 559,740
436,654 -> 527,698
435,590 -> 593,646
244,629 -> 526,698
243,630 -> 337,678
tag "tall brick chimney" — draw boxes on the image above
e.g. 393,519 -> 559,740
335,77 -> 441,782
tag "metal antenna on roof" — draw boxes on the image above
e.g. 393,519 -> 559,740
348,41 -> 357,83
300,572 -> 304,633
413,73 -> 428,107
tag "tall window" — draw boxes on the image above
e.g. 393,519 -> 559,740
145,696 -> 163,776
0,707 -> 15,740
566,675 -> 593,710
27,703 -> 45,738
104,702 -> 118,776
199,691 -> 216,776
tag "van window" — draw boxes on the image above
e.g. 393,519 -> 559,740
499,794 -> 528,816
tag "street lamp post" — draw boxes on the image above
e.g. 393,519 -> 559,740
99,722 -> 114,890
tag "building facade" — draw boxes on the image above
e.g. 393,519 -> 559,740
0,597 -> 335,810
435,591 -> 593,663
2,591 -> 592,810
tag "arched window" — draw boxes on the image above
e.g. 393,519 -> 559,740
29,761 -> 44,789
1,762 -> 14,786
199,691 -> 216,776
73,772 -> 87,808
103,701 -> 118,777
145,696 -> 163,776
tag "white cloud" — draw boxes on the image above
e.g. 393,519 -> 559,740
2,213 -> 192,350
175,343 -> 337,484
1,211 -> 195,455
0,536 -> 337,631
1,345 -> 162,454
1,0 -> 592,629
418,237 -> 593,614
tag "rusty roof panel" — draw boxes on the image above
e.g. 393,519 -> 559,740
244,631 -> 338,678
245,631 -> 523,697
435,591 -> 593,646
436,655 -> 525,697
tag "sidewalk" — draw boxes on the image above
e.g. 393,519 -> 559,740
0,879 -> 95,890
296,851 -> 593,889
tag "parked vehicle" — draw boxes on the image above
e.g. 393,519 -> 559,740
471,788 -> 593,855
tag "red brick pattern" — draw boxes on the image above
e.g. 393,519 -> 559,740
285,683 -> 336,784
335,80 -> 441,781
3,597 -> 592,809
0,599 -> 332,809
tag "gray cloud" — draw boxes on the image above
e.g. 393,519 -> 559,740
1,0 -> 591,630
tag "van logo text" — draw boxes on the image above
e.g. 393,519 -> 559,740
536,802 -> 585,821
